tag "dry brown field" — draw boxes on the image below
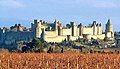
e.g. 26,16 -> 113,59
0,53 -> 120,69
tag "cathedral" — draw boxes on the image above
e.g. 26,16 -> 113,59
0,19 -> 114,44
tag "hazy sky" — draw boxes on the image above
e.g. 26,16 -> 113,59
0,0 -> 120,31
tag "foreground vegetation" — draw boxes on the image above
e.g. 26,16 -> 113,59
0,53 -> 120,69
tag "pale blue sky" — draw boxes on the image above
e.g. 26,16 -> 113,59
0,0 -> 120,31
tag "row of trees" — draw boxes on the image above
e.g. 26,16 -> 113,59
2,36 -> 109,53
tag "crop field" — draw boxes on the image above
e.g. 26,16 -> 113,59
0,53 -> 120,69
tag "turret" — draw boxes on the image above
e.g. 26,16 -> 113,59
92,21 -> 97,35
31,19 -> 38,31
105,19 -> 113,32
40,20 -> 43,23
36,22 -> 42,38
54,19 -> 58,30
57,21 -> 62,36
54,20 -> 63,36
31,23 -> 34,31
105,19 -> 114,40
92,21 -> 96,26
32,19 -> 42,38
71,22 -> 77,36
34,19 -> 38,24
78,23 -> 84,36
97,23 -> 102,35
54,19 -> 57,23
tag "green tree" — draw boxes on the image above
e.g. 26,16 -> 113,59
22,38 -> 44,53
104,37 -> 107,42
32,38 -> 44,52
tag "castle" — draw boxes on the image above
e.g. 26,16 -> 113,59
0,19 -> 114,44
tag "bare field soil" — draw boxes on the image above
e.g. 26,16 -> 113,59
0,53 -> 120,69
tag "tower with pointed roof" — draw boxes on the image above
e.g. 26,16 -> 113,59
105,19 -> 114,40
105,19 -> 113,32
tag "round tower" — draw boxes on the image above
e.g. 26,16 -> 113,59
55,20 -> 63,36
105,19 -> 113,32
105,19 -> 114,40
58,25 -> 62,36
33,19 -> 42,38
54,19 -> 58,30
78,23 -> 84,36
71,22 -> 77,36
92,21 -> 97,35
97,23 -> 102,35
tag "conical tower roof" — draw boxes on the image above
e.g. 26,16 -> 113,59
107,19 -> 111,24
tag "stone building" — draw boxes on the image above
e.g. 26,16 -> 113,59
31,19 -> 114,42
0,19 -> 114,44
0,24 -> 34,45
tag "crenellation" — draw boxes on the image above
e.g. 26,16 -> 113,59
0,19 -> 114,44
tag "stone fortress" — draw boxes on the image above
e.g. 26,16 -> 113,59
0,19 -> 114,44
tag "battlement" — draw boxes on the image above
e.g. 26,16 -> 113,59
0,19 -> 114,44
31,19 -> 114,42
